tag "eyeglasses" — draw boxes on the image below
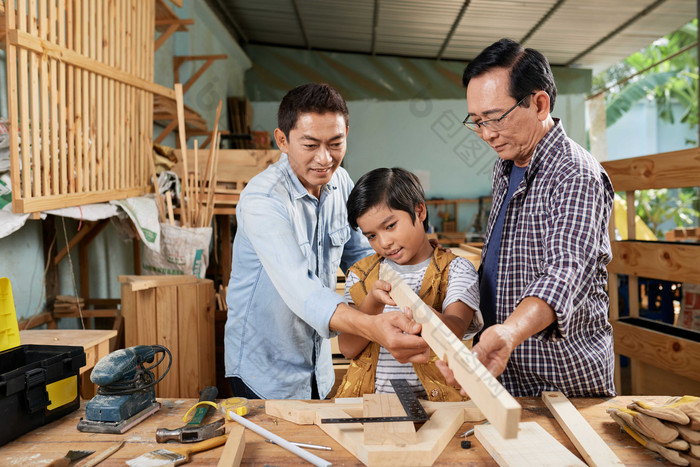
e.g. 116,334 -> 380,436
463,93 -> 534,132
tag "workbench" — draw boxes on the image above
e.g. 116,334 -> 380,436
0,396 -> 671,465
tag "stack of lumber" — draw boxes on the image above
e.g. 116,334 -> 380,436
150,83 -> 223,228
172,148 -> 281,216
52,295 -> 85,316
228,97 -> 253,149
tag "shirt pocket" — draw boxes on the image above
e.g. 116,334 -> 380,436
328,225 -> 351,263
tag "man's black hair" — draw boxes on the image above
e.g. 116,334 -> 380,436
347,167 -> 429,231
462,38 -> 557,112
277,83 -> 349,138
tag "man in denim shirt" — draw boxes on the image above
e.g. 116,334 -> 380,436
225,83 -> 430,399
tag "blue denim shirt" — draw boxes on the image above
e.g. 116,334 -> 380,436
225,154 -> 373,399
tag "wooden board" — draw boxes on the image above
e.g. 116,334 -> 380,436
601,147 -> 700,191
475,422 -> 586,466
266,398 -> 484,467
379,264 -> 521,439
542,392 -> 624,466
362,393 -> 416,446
18,329 -> 116,375
217,425 -> 245,467
612,319 -> 700,383
607,241 -> 700,284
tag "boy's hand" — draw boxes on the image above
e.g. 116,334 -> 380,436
429,238 -> 451,254
369,280 -> 396,307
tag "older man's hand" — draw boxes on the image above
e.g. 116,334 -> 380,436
470,324 -> 516,377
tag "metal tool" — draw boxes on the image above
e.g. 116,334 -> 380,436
156,418 -> 226,443
46,449 -> 94,467
77,345 -> 172,434
126,434 -> 228,466
156,386 -> 221,443
321,379 -> 429,424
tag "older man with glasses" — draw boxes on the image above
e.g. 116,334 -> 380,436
438,38 -> 616,398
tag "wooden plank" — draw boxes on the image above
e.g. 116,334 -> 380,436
7,29 -> 175,98
625,191 -> 639,318
13,187 -> 145,213
362,393 -> 416,446
178,283 -> 199,397
121,283 -> 138,347
601,147 -> 700,191
6,0 -> 22,201
612,319 -> 700,383
475,422 -> 586,467
542,391 -> 623,466
66,0 -> 75,194
197,280 -> 216,388
156,285 -> 179,398
117,274 -> 199,291
217,425 -> 245,467
29,0 -> 41,198
136,287 -> 157,347
607,241 -> 700,284
379,264 -> 521,439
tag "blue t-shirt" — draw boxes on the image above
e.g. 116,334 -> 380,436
479,163 -> 527,331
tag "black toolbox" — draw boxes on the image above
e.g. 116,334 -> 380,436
0,344 -> 86,446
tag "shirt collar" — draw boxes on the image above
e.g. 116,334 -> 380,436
280,153 -> 339,201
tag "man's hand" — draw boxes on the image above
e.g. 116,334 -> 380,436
369,310 -> 430,363
470,324 -> 516,377
330,303 -> 430,364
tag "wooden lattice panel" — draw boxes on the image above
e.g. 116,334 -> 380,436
5,0 -> 175,213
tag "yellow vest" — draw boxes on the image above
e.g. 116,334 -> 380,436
333,248 -> 468,401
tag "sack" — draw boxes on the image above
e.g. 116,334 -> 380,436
142,223 -> 212,278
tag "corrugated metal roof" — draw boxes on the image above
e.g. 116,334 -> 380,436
213,0 -> 695,72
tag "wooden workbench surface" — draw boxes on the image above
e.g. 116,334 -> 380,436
0,396 -> 671,465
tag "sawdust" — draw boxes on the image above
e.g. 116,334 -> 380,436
6,453 -> 41,465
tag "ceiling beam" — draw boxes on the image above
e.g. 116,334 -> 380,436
204,0 -> 248,44
436,0 -> 470,60
566,0 -> 668,66
291,0 -> 311,49
371,0 -> 380,55
520,0 -> 567,45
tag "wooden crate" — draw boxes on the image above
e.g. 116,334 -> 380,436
120,275 -> 215,398
602,147 -> 700,394
4,0 -> 173,213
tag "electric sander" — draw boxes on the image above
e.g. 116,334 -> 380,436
77,344 -> 171,433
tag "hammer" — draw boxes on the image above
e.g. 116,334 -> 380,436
156,418 -> 225,443
156,386 -> 223,443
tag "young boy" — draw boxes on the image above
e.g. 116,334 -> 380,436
334,167 -> 482,401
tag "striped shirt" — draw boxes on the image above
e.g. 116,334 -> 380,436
345,256 -> 482,397
483,120 -> 615,397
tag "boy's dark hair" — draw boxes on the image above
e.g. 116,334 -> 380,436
462,38 -> 557,112
348,167 -> 429,231
277,83 -> 350,138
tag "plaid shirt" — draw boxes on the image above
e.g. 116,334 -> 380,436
483,120 -> 615,397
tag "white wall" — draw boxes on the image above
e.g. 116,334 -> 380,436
252,94 -> 587,231
607,99 -> 696,160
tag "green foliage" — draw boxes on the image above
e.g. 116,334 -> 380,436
593,19 -> 698,132
634,188 -> 700,238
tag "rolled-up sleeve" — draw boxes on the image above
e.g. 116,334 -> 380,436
238,193 -> 343,338
521,174 -> 610,340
